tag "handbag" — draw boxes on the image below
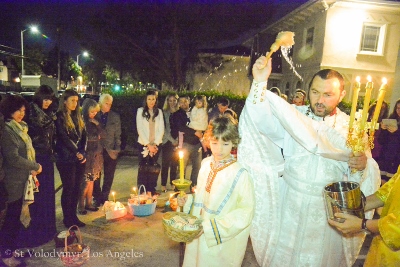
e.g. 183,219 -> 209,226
137,155 -> 161,191
139,156 -> 161,175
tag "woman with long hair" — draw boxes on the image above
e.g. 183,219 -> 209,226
17,85 -> 57,248
136,90 -> 164,194
378,98 -> 400,183
160,94 -> 179,192
367,101 -> 389,163
54,89 -> 87,228
78,99 -> 103,214
0,95 -> 42,267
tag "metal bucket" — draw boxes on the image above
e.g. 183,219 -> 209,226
324,181 -> 365,222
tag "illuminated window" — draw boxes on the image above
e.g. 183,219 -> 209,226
359,22 -> 386,56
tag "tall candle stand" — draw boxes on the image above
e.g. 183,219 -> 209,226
347,76 -> 388,170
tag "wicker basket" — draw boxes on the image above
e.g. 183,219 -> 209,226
128,185 -> 156,217
168,192 -> 179,211
54,230 -> 78,248
60,225 -> 90,267
162,212 -> 203,243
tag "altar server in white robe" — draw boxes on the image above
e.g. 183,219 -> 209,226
181,116 -> 255,267
238,55 -> 380,267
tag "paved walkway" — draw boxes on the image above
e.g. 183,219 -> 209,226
18,155 -> 368,267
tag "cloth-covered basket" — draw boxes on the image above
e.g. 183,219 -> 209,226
128,185 -> 156,217
59,225 -> 90,267
54,230 -> 78,248
162,212 -> 203,243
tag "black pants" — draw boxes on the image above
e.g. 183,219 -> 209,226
0,198 -> 22,259
137,146 -> 160,194
161,141 -> 178,186
56,160 -> 85,224
93,149 -> 118,203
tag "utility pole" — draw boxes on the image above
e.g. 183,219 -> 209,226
57,25 -> 61,92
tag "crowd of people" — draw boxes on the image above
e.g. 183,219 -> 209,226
0,54 -> 399,266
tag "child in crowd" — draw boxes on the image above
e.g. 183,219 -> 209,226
179,95 -> 208,152
179,115 -> 255,267
78,99 -> 104,214
292,89 -> 306,106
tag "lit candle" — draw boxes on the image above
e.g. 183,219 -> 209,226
112,191 -> 116,203
360,75 -> 373,130
371,77 -> 387,131
179,151 -> 184,184
133,187 -> 137,195
349,76 -> 361,129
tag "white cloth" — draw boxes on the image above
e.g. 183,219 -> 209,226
183,157 -> 255,267
136,107 -> 165,145
238,81 -> 381,267
189,106 -> 208,131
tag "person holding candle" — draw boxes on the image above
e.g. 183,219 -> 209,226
54,90 -> 87,228
136,90 -> 164,195
377,98 -> 400,183
328,165 -> 400,266
170,96 -> 202,190
179,115 -> 255,267
238,55 -> 381,267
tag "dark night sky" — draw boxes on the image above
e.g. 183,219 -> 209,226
0,0 -> 308,61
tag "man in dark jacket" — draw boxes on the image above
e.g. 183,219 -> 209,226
170,96 -> 201,187
93,94 -> 121,206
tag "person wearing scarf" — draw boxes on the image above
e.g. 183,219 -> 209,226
0,95 -> 42,267
17,85 -> 57,249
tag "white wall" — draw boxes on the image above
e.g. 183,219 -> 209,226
0,61 -> 8,82
191,55 -> 251,96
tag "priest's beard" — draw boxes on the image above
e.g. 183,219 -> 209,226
310,102 -> 338,117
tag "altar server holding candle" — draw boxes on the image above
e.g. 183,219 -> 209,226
180,116 -> 255,267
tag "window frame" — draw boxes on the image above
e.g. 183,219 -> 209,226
358,22 -> 387,56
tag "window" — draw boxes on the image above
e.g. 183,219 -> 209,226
359,22 -> 386,56
305,27 -> 314,50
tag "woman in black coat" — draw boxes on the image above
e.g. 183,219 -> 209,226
54,89 -> 87,228
17,85 -> 57,248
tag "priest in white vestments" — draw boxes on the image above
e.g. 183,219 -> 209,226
238,56 -> 381,267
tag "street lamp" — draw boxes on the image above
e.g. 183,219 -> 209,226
76,51 -> 89,66
21,25 -> 39,75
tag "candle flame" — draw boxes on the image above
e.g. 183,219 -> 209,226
179,151 -> 184,159
133,187 -> 136,191
356,76 -> 360,83
170,194 -> 173,198
382,77 -> 387,85
367,75 -> 372,82
112,191 -> 115,196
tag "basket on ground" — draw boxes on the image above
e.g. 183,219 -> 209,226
59,225 -> 90,267
162,212 -> 203,243
127,185 -> 156,217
